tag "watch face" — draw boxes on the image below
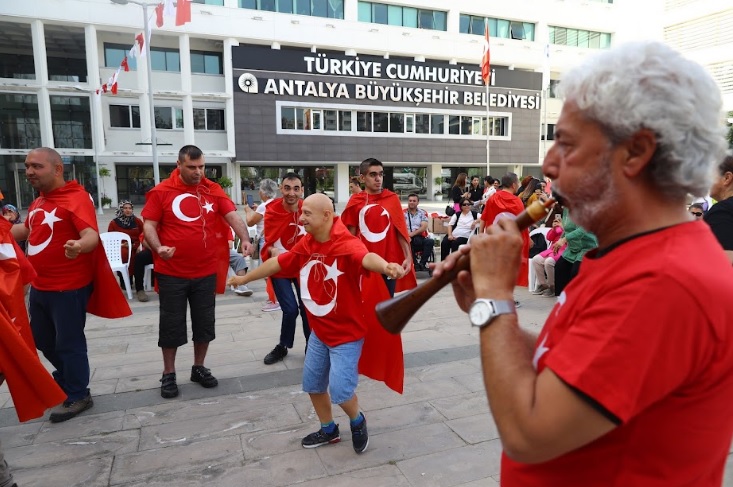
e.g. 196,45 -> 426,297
470,300 -> 492,326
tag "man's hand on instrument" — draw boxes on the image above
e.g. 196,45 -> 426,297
384,263 -> 405,280
157,246 -> 176,260
470,218 -> 522,299
401,257 -> 412,273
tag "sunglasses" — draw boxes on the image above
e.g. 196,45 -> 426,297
691,212 -> 703,217
461,203 -> 472,207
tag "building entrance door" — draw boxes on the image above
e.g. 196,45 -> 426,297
12,163 -> 36,210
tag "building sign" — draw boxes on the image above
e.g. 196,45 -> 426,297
233,45 -> 543,110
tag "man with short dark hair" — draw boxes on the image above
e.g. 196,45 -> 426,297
404,193 -> 432,271
142,145 -> 253,398
260,173 -> 310,365
341,158 -> 415,296
704,154 -> 733,264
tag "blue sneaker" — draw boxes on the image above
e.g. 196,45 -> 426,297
351,414 -> 369,454
302,425 -> 340,448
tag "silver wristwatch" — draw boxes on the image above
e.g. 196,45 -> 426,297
469,299 -> 516,328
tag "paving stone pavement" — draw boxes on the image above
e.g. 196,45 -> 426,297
3,207 -> 732,486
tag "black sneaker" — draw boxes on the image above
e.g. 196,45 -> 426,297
190,365 -> 218,388
160,372 -> 179,398
49,392 -> 93,423
301,425 -> 341,449
351,414 -> 369,454
264,344 -> 288,365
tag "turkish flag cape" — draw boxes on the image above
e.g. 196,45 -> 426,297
40,181 -> 132,317
290,217 -> 404,394
0,219 -> 66,421
341,190 -> 417,292
480,190 -> 529,286
146,168 -> 231,293
261,198 -> 303,261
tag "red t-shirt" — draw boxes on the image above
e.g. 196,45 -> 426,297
142,187 -> 235,279
503,221 -> 733,486
276,221 -> 369,346
25,200 -> 94,291
480,190 -> 529,286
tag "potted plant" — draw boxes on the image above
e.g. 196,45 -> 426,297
101,195 -> 112,209
434,176 -> 443,201
217,176 -> 233,190
98,167 -> 112,208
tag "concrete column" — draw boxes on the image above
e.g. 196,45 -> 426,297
85,24 -> 105,154
446,6 -> 461,33
223,37 -> 239,157
344,0 -> 358,22
179,34 -> 194,144
137,47 -> 151,150
428,163 -> 442,201
31,20 -> 54,148
336,162 -> 350,203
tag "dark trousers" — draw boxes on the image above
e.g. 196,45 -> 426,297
29,283 -> 93,402
157,273 -> 216,348
554,257 -> 583,296
440,236 -> 469,261
382,274 -> 397,297
272,277 -> 310,349
133,248 -> 154,292
410,235 -> 433,265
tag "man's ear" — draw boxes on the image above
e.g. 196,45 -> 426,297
622,128 -> 657,178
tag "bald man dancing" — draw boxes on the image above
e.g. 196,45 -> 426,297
229,193 -> 405,454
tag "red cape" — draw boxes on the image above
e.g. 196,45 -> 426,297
480,190 -> 530,286
290,217 -> 404,394
146,169 -> 231,293
0,219 -> 66,421
261,198 -> 304,261
341,190 -> 417,292
41,181 -> 132,318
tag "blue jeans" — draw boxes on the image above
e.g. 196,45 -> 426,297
271,277 -> 310,348
302,331 -> 363,404
29,283 -> 93,402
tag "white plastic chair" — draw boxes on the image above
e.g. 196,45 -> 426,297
143,264 -> 154,292
528,227 -> 552,292
100,231 -> 133,299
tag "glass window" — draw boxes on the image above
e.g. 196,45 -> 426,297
296,108 -> 306,129
373,112 -> 389,132
387,5 -> 402,26
155,106 -> 173,129
577,30 -> 589,48
131,106 -> 140,128
418,10 -> 433,29
191,51 -> 222,74
357,1 -> 371,22
567,29 -> 578,47
174,108 -> 184,129
405,114 -> 414,133
487,18 -> 497,38
259,0 -> 276,11
281,107 -> 295,129
402,7 -> 417,27
389,113 -> 403,133
166,51 -> 180,72
291,0 -> 305,15
430,114 -> 443,134
327,0 -> 343,18
150,50 -> 166,71
472,16 -> 485,36
338,110 -> 351,131
110,105 -> 131,128
312,0 -> 328,17
554,27 -> 567,46
356,111 -> 372,132
193,0 -> 224,4
523,23 -> 535,41
415,114 -> 429,134
0,94 -> 41,149
460,116 -> 472,135
588,31 -> 600,49
449,115 -> 460,135
459,14 -> 470,34
510,21 -> 525,40
600,33 -> 611,48
50,96 -> 92,149
324,110 -> 338,131
193,108 -> 206,130
239,0 -> 256,7
496,19 -> 510,38
432,11 -> 447,31
311,110 -> 322,130
207,109 -> 225,130
191,53 -> 206,74
373,3 -> 388,24
549,26 -> 556,44
104,43 -> 137,70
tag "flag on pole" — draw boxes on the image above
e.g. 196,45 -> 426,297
135,32 -> 146,58
155,3 -> 165,28
176,0 -> 191,26
164,0 -> 176,19
481,19 -> 491,85
121,55 -> 130,72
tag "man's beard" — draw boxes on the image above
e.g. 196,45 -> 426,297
553,152 -> 617,233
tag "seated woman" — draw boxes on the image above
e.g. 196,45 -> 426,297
530,214 -> 566,296
107,201 -> 148,301
440,198 -> 480,261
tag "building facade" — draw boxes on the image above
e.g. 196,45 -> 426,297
0,0 -> 656,208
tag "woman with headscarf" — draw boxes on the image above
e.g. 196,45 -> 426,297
107,201 -> 147,297
2,204 -> 25,252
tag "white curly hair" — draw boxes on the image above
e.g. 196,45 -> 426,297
557,41 -> 727,199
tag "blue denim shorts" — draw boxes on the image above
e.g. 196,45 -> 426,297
302,331 -> 364,405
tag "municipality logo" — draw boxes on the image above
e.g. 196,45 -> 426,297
238,73 -> 258,93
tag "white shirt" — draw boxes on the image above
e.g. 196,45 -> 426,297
255,198 -> 274,239
481,186 -> 496,203
448,211 -> 476,239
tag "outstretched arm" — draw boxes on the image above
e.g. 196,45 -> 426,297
362,253 -> 405,280
227,257 -> 282,287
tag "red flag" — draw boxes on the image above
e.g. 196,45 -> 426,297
135,32 -> 145,58
102,83 -> 108,93
121,55 -> 129,72
481,20 -> 491,85
155,3 -> 164,27
176,0 -> 191,26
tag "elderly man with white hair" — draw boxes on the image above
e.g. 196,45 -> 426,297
436,41 -> 733,486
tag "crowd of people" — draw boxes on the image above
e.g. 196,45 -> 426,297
2,40 -> 733,486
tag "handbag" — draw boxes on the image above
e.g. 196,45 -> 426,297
445,205 -> 455,216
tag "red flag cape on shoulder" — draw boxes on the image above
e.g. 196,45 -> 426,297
146,168 -> 231,293
261,198 -> 303,261
0,219 -> 66,421
341,190 -> 417,293
290,217 -> 404,394
42,181 -> 132,318
480,190 -> 530,287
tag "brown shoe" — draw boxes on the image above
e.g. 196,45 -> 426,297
136,290 -> 150,302
49,393 -> 93,423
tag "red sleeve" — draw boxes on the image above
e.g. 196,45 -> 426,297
71,213 -> 93,233
141,192 -> 163,222
275,251 -> 300,279
14,240 -> 36,285
218,196 -> 236,215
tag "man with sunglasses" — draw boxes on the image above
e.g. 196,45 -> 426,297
688,203 -> 705,219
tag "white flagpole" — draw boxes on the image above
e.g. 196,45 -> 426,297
486,75 -> 490,178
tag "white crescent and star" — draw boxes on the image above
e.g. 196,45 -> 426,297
27,208 -> 62,256
171,193 -> 201,222
300,259 -> 343,317
288,222 -> 306,237
492,212 -> 517,225
532,335 -> 549,370
358,204 -> 390,243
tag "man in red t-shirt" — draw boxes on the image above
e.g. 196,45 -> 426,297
228,193 -> 405,454
434,41 -> 733,486
142,145 -> 253,399
341,158 -> 415,296
11,147 -> 130,423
